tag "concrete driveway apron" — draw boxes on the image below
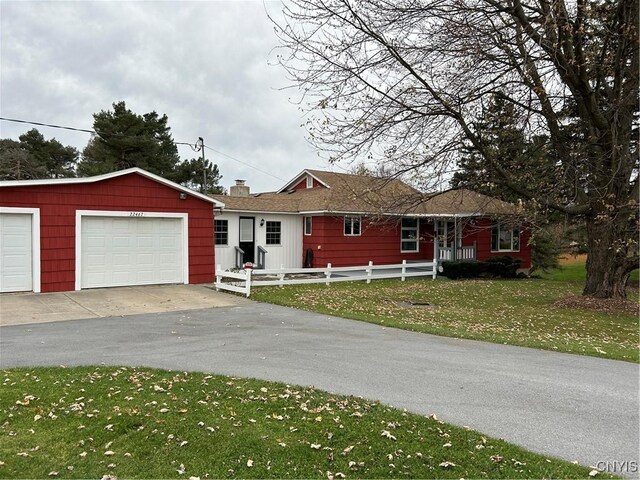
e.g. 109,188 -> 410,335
0,301 -> 637,476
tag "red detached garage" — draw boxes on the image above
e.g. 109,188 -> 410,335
0,168 -> 223,293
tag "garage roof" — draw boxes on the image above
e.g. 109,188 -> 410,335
0,167 -> 225,208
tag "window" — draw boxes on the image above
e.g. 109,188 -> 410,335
401,218 -> 419,252
304,216 -> 312,235
214,219 -> 228,246
306,175 -> 313,188
491,223 -> 520,252
344,216 -> 361,236
266,221 -> 281,245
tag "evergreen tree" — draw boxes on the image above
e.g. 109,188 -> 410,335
0,130 -> 77,180
18,129 -> 78,178
451,95 -> 556,204
175,157 -> 224,195
77,101 -> 180,178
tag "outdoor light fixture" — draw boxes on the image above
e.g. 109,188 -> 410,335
260,218 -> 265,227
179,193 -> 187,200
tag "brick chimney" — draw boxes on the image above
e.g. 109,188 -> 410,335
229,179 -> 250,197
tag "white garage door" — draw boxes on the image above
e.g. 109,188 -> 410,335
0,213 -> 33,293
81,216 -> 184,289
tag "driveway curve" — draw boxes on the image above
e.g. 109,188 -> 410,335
1,302 -> 637,475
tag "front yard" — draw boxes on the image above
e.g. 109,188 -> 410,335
0,366 -> 606,479
252,258 -> 639,363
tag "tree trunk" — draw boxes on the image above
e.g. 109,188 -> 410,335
583,217 -> 633,299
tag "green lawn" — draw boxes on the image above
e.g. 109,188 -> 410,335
540,257 -> 640,283
252,262 -> 639,363
0,367 -> 607,479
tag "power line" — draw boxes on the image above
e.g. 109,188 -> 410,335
0,116 -> 286,181
204,145 -> 286,181
0,117 -> 94,134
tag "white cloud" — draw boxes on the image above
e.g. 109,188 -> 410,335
0,0 -> 327,192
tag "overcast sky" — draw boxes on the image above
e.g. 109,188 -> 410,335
0,0 -> 326,192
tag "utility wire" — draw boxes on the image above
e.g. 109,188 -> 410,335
0,117 -> 94,134
1,116 -> 285,181
203,145 -> 285,181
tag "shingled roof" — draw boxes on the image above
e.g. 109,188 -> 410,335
212,169 -> 516,216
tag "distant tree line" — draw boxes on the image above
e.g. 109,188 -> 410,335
0,101 -> 223,195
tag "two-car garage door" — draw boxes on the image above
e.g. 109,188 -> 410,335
80,216 -> 184,289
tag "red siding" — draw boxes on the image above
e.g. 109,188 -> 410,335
460,218 -> 532,268
302,216 -> 435,267
302,215 -> 532,269
291,177 -> 325,191
0,173 -> 215,292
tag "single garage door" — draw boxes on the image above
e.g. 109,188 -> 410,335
81,216 -> 184,289
0,213 -> 33,293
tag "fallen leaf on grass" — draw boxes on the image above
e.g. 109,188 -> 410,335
342,445 -> 354,455
381,430 -> 397,441
439,461 -> 456,468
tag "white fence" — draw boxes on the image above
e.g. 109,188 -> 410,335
215,260 -> 438,297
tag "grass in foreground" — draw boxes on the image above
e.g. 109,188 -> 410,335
0,367 -> 604,479
252,262 -> 638,362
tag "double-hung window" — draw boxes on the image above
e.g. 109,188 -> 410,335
344,216 -> 361,236
266,221 -> 281,245
214,219 -> 228,246
491,223 -> 520,252
401,218 -> 419,252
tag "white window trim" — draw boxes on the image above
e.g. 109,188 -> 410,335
343,216 -> 361,236
491,223 -> 521,252
75,210 -> 189,291
304,216 -> 312,236
0,207 -> 41,293
265,220 -> 282,246
306,176 -> 313,188
400,218 -> 420,253
214,219 -> 229,246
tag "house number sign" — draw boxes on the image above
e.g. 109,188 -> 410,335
129,212 -> 144,217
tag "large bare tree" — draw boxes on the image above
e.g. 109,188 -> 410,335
272,0 -> 638,298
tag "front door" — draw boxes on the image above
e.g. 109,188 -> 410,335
435,220 -> 459,260
239,217 -> 255,264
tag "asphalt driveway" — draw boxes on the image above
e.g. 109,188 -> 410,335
0,302 -> 637,475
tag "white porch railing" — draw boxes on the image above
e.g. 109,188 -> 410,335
215,260 -> 438,297
438,242 -> 476,261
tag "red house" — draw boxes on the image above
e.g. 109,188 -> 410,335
0,168 -> 223,293
212,169 -> 532,271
